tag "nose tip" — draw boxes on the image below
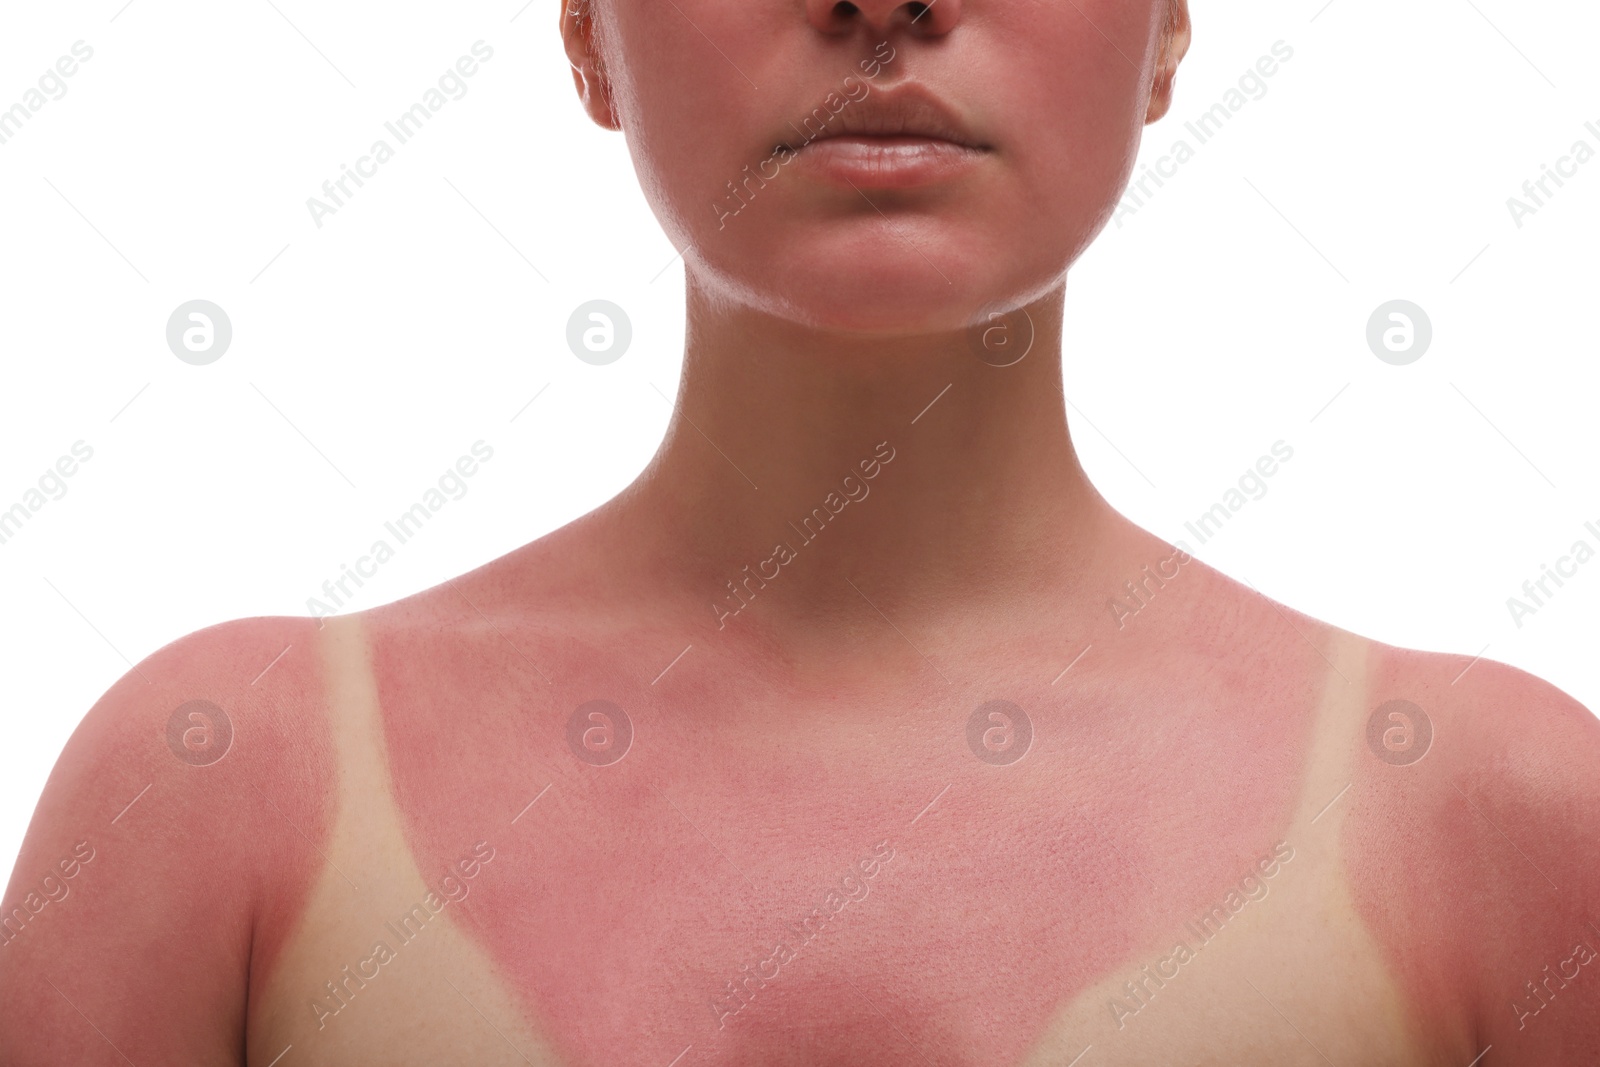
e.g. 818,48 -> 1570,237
805,0 -> 963,37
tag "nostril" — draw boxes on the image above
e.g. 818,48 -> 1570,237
809,0 -> 957,36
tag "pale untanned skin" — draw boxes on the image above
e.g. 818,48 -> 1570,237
3,0 -> 1598,1064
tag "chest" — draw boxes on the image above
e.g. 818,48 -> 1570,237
351,631 -> 1377,1067
454,788 -> 1340,1067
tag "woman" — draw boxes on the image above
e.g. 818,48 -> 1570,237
3,0 -> 1596,1063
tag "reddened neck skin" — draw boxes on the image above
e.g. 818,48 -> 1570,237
579,275 -> 1132,670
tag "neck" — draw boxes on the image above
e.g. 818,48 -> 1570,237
586,274 -> 1134,666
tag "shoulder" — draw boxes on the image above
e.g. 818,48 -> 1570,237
1112,554 -> 1600,1058
1344,641 -> 1600,1059
0,614 -> 337,1065
1357,640 -> 1600,785
24,613 -> 337,819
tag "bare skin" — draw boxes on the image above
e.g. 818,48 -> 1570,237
3,0 -> 1598,1064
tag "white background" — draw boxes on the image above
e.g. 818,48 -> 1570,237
1,0 -> 1595,881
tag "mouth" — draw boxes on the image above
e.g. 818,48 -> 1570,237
776,85 -> 991,189
777,84 -> 990,153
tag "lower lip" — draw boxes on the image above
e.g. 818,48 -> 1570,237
787,135 -> 990,189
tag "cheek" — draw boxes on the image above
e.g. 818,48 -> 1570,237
994,9 -> 1159,253
604,0 -> 779,241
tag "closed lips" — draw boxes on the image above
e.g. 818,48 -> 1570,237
782,87 -> 989,151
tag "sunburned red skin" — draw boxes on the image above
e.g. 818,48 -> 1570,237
369,557 -> 1319,1067
13,0 -> 1600,1059
0,617 -> 336,1066
1344,646 -> 1600,1061
4,540 -> 1597,1065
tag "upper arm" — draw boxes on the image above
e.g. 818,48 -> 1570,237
1456,664 -> 1600,1060
1346,648 -> 1600,1063
0,616 -> 335,1067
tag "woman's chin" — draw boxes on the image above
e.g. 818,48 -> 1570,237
776,290 -> 989,338
691,243 -> 1053,339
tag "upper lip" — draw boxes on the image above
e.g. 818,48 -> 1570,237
782,85 -> 988,150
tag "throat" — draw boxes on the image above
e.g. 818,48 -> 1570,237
577,288 -> 1119,654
